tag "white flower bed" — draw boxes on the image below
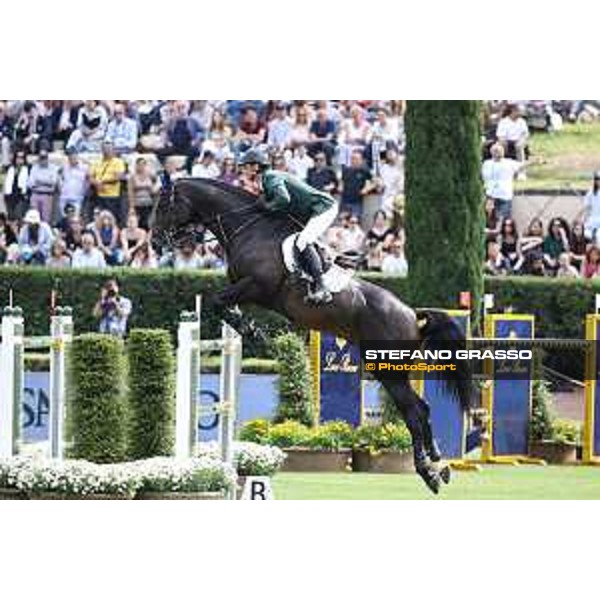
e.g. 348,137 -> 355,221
196,441 -> 287,477
133,457 -> 236,494
0,455 -> 236,498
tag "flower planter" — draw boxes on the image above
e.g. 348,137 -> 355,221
352,449 -> 414,473
135,490 -> 226,500
29,491 -> 136,500
529,441 -> 577,465
0,487 -> 29,500
281,448 -> 352,472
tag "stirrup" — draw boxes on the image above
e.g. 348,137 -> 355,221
305,287 -> 333,305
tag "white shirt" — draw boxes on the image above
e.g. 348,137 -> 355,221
584,190 -> 600,226
372,118 -> 400,143
381,253 -> 408,276
60,163 -> 88,202
482,158 -> 521,200
72,247 -> 106,269
288,154 -> 314,181
339,226 -> 365,253
191,163 -> 220,179
174,253 -> 204,270
496,117 -> 529,142
380,162 -> 404,199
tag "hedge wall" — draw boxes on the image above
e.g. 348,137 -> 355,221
272,332 -> 315,426
67,333 -> 129,463
1,266 -> 599,345
126,329 -> 176,459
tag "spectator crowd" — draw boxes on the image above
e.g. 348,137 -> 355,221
2,99 -> 599,280
0,100 -> 407,275
482,102 -> 600,279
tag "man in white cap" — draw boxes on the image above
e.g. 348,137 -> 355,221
17,208 -> 54,265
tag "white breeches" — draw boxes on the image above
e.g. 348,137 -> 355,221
296,204 -> 339,251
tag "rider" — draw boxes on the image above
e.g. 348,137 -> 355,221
239,148 -> 338,304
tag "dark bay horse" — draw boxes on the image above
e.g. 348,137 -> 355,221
152,178 -> 472,494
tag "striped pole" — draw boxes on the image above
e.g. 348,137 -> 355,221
0,307 -> 25,458
49,307 -> 73,459
175,312 -> 200,459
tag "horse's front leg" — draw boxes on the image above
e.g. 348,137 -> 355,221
212,276 -> 260,308
208,277 -> 265,340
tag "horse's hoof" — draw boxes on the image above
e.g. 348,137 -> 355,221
417,466 -> 441,495
438,465 -> 451,485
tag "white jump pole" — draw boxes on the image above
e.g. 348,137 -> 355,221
0,307 -> 25,458
49,307 -> 73,459
219,322 -> 242,466
175,312 -> 200,459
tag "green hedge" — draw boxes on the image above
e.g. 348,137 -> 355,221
0,266 -> 292,357
272,332 -> 315,426
484,277 -> 595,339
2,266 -> 599,346
67,334 -> 129,463
126,329 -> 175,459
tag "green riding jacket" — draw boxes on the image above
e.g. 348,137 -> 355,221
261,169 -> 336,220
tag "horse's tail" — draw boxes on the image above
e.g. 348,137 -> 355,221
416,309 -> 473,413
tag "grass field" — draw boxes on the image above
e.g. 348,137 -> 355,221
272,466 -> 600,499
518,121 -> 600,190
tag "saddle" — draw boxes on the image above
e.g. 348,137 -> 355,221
281,233 -> 354,294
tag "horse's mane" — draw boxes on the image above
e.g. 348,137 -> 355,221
177,177 -> 261,204
176,177 -> 300,236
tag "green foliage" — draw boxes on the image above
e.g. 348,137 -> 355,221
272,332 -> 315,426
6,265 -> 600,361
304,421 -> 354,451
485,276 -> 594,340
551,419 -> 581,445
267,421 -> 312,448
378,385 -> 403,424
0,265 -> 289,358
529,379 -> 581,446
261,420 -> 406,452
530,380 -> 554,443
126,329 -> 176,459
67,334 -> 129,463
238,419 -> 272,444
352,423 -> 413,454
405,101 -> 484,322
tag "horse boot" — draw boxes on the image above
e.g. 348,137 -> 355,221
414,451 -> 442,495
299,244 -> 333,305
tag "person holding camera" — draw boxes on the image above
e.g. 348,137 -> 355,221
93,279 -> 132,337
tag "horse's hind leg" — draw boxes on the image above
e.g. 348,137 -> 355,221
413,394 -> 451,484
381,378 -> 442,495
414,397 -> 441,462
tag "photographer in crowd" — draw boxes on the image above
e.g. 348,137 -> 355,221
93,278 -> 132,337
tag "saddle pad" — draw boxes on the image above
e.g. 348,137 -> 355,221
281,233 -> 353,294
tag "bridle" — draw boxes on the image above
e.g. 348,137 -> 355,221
151,181 -> 306,249
201,203 -> 264,246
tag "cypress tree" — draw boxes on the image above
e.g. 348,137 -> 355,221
405,101 -> 484,317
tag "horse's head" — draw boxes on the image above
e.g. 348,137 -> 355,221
150,179 -> 197,248
150,177 -> 263,251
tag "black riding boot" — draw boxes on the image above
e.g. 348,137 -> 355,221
299,244 -> 333,304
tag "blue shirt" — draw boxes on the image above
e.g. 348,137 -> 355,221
105,117 -> 138,152
267,118 -> 292,147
